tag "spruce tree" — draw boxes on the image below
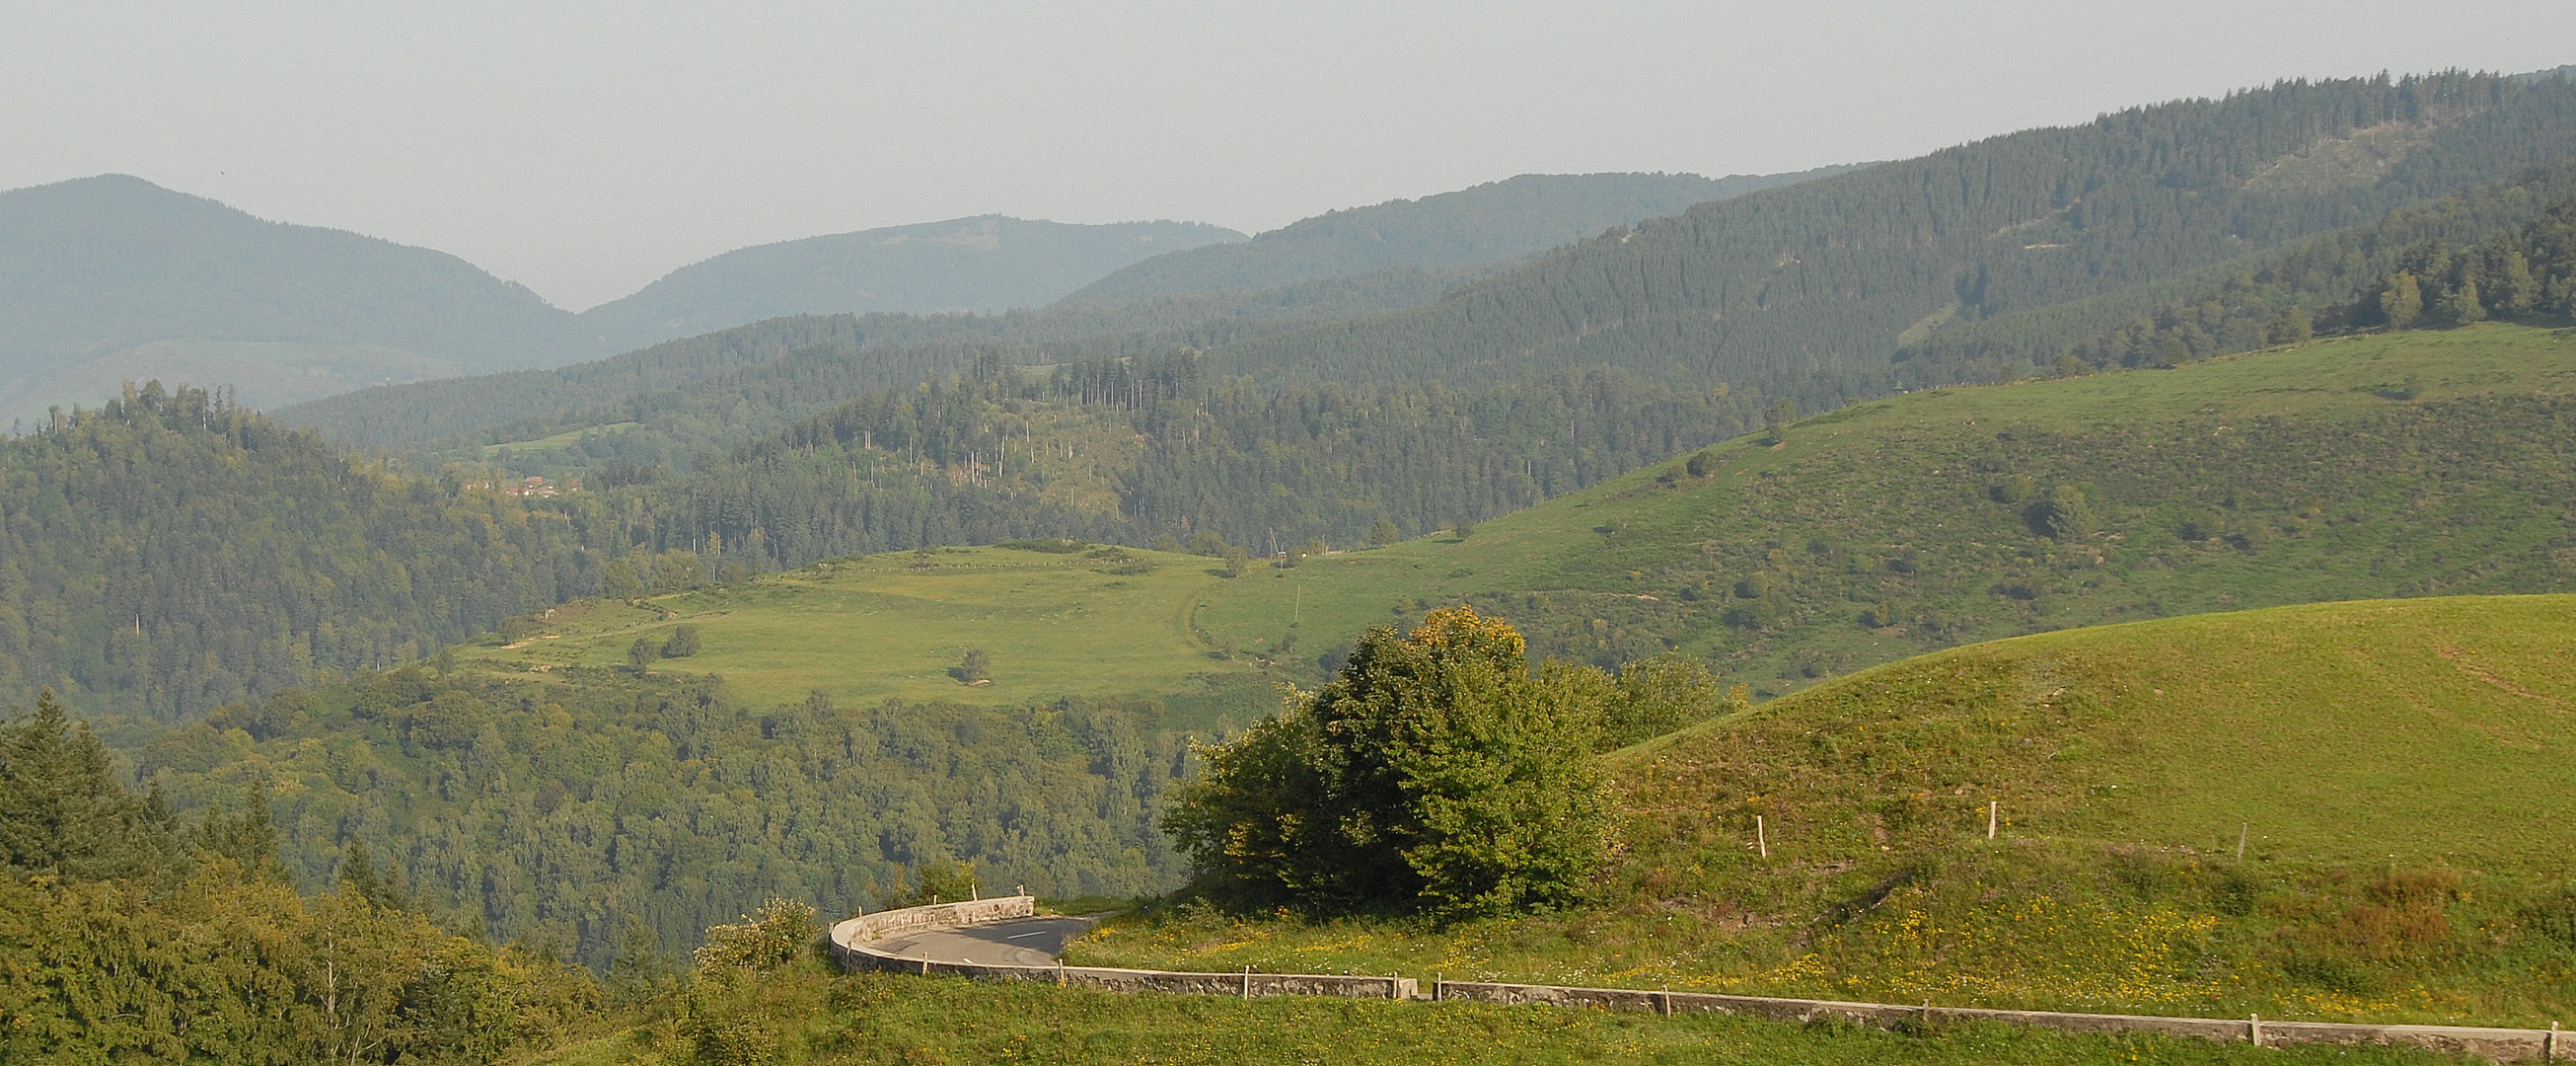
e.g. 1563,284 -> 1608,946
0,689 -> 176,881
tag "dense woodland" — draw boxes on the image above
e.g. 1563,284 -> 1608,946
136,666 -> 1211,970
0,384 -> 609,719
1981,161 -> 2576,371
669,353 -> 1767,563
0,689 -> 598,1062
283,265 -> 1490,454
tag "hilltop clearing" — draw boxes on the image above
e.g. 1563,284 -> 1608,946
454,542 -> 1276,716
1076,594 -> 2576,1027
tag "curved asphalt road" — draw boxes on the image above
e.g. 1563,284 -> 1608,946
866,914 -> 1102,967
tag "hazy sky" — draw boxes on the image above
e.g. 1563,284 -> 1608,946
9,2 -> 2574,311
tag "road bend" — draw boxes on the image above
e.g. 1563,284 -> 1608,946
866,914 -> 1102,967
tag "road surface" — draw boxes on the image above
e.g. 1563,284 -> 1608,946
864,914 -> 1101,967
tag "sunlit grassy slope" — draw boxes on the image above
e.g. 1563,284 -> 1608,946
1193,323 -> 2576,693
456,544 -> 1271,716
1073,594 -> 2576,1025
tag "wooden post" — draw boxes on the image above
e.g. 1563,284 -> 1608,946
2237,822 -> 2248,861
1435,972 -> 1443,1002
1988,800 -> 1998,840
2249,1013 -> 2263,1047
1242,965 -> 1251,1000
1756,814 -> 1769,859
2548,1021 -> 2559,1062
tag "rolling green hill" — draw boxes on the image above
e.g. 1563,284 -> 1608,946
575,215 -> 1244,351
1206,71 -> 2576,404
1060,170 -> 1852,304
1074,594 -> 2576,1026
1189,323 -> 2576,694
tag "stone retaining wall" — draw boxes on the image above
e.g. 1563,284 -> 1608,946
830,899 -> 2561,1062
826,897 -> 1414,1000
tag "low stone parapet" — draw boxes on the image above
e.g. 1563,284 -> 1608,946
1435,981 -> 2562,1061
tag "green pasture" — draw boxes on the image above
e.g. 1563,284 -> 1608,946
458,544 -> 1272,713
478,420 -> 641,456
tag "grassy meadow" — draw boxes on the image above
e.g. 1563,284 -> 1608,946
456,543 -> 1277,718
1070,595 -> 2576,1027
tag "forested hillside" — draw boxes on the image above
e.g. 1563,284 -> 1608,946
661,353 -> 1765,561
0,385 -> 609,719
0,175 -> 601,420
137,665 -> 1198,970
276,315 -> 865,449
281,264 -> 1493,453
0,690 -> 596,1062
1211,72 -> 2576,406
1061,169 -> 1851,303
575,215 -> 1243,351
1909,159 -> 2576,374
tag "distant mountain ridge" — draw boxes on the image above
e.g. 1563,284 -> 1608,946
573,214 -> 1246,351
0,174 -> 596,422
1059,169 -> 1857,304
1204,70 -> 2576,401
0,178 -> 1244,421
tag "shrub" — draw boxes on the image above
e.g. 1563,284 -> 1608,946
661,624 -> 701,658
691,898 -> 818,974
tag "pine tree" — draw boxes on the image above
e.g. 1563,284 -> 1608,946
195,779 -> 291,882
2381,271 -> 2425,329
0,689 -> 176,881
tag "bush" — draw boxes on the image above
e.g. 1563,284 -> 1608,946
692,898 -> 818,974
661,624 -> 701,658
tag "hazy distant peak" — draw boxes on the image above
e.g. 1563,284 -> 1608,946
1057,167 -> 1856,304
574,214 -> 1244,348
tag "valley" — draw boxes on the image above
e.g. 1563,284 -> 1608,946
8,54 -> 2576,1066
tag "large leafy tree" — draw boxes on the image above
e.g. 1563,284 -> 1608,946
1165,607 -> 1614,919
